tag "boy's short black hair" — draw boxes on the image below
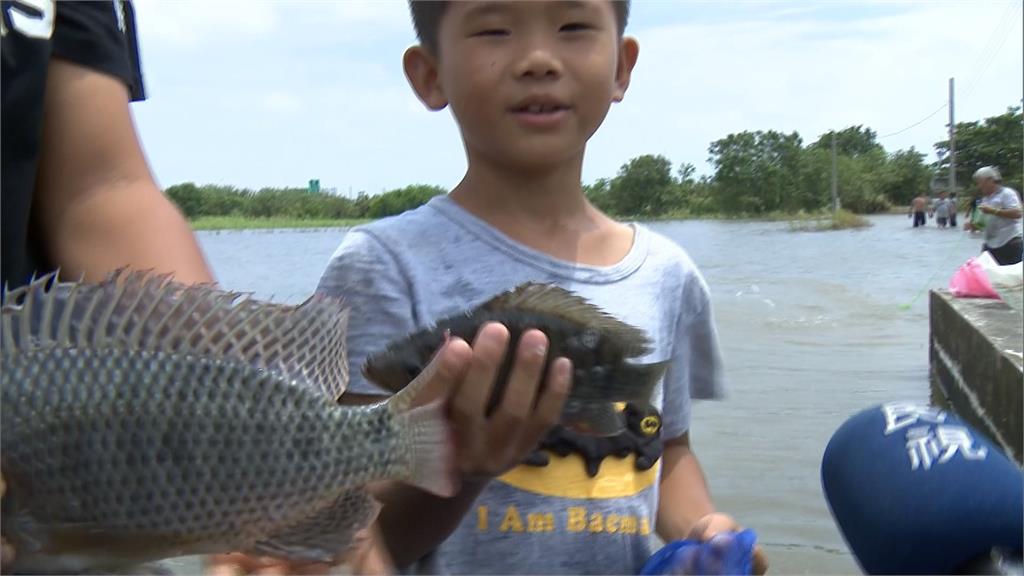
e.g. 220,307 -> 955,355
409,0 -> 631,56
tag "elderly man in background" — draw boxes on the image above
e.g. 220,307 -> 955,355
968,166 -> 1023,265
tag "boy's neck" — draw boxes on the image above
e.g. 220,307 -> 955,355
450,156 -> 589,223
448,155 -> 635,267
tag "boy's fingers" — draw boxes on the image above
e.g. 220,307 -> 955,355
752,545 -> 769,575
519,357 -> 571,453
412,336 -> 472,407
451,323 -> 508,419
489,330 -> 548,454
450,323 -> 509,470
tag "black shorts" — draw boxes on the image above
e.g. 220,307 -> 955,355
949,214 -> 957,227
913,212 -> 926,227
984,236 -> 1024,265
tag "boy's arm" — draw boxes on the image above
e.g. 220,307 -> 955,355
657,437 -> 768,575
654,274 -> 767,573
656,432 -> 715,541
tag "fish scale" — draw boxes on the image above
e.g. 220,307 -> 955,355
1,270 -> 455,573
4,350 -> 380,535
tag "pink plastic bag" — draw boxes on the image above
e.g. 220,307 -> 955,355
949,257 -> 1001,299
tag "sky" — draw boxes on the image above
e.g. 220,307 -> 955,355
130,0 -> 1024,196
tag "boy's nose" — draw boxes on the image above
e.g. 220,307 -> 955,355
514,48 -> 563,80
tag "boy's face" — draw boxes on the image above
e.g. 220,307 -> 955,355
405,1 -> 638,170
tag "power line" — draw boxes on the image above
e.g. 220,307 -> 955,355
877,102 -> 948,139
877,1 -> 1021,141
960,2 -> 1021,102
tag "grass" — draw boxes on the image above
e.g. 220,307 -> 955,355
190,216 -> 371,231
787,209 -> 873,232
189,210 -> 873,232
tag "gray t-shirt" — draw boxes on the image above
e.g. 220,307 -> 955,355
316,195 -> 725,575
980,186 -> 1024,248
933,198 -> 951,219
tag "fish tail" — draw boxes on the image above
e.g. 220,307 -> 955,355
620,360 -> 670,404
392,399 -> 459,498
383,352 -> 458,496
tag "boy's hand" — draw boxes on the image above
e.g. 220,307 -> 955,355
441,322 -> 572,479
688,513 -> 768,575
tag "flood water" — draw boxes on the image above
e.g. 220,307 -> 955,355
173,214 -> 983,574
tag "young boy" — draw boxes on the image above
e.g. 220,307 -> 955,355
211,1 -> 765,574
310,1 -> 766,574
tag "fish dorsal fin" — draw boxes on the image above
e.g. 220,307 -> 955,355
481,283 -> 652,356
0,269 -> 350,401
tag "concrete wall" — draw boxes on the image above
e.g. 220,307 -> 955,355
929,290 -> 1023,466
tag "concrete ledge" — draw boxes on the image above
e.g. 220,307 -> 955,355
929,290 -> 1023,465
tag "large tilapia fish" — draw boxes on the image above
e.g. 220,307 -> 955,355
0,270 -> 455,574
364,283 -> 668,436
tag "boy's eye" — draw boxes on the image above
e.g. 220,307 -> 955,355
560,22 -> 592,32
472,28 -> 510,37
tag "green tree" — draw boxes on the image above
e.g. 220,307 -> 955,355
708,130 -> 804,214
606,154 -> 677,216
809,126 -> 885,158
934,106 -> 1023,194
366,184 -> 447,218
164,182 -> 203,219
583,178 -> 614,214
877,148 -> 932,206
200,185 -> 247,216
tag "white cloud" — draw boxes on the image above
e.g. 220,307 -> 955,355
262,91 -> 301,113
329,0 -> 409,30
130,1 -> 1023,194
134,0 -> 278,50
584,0 -> 1023,181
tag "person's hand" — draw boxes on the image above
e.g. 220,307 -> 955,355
205,554 -> 330,576
1,475 -> 13,572
204,525 -> 393,576
428,322 -> 573,480
979,205 -> 996,215
687,513 -> 769,575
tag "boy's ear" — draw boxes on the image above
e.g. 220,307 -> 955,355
612,36 -> 640,103
403,45 -> 448,111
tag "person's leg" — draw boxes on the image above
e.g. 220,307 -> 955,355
989,237 -> 1023,265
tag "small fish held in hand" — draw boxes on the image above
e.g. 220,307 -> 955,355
0,270 -> 456,575
364,283 -> 668,436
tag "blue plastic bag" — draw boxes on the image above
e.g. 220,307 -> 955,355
640,530 -> 758,575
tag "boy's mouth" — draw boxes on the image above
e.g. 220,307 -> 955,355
510,97 -> 571,115
513,103 -> 570,114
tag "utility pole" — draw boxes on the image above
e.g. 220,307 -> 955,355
948,77 -> 956,194
831,131 -> 839,212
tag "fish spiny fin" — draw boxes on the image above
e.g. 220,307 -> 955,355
0,270 -> 350,400
483,283 -> 653,355
252,294 -> 350,401
2,271 -> 66,355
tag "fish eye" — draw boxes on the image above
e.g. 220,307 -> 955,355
404,363 -> 421,379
